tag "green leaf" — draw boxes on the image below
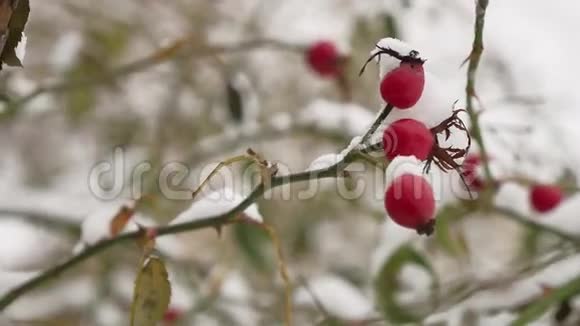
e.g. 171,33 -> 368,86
374,245 -> 438,323
234,222 -> 272,272
434,204 -> 470,257
0,0 -> 29,68
130,256 -> 172,326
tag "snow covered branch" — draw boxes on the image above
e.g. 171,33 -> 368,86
0,144 -> 369,312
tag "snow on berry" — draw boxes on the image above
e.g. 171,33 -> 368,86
383,118 -> 434,161
306,41 -> 341,77
370,37 -> 423,79
530,184 -> 564,213
384,173 -> 436,235
363,37 -> 458,129
380,62 -> 425,109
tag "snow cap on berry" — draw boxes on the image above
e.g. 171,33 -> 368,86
384,155 -> 442,203
371,38 -> 425,79
385,155 -> 425,184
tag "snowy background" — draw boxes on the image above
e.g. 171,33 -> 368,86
1,0 -> 580,325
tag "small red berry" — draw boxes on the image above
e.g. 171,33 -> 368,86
380,62 -> 425,109
530,184 -> 563,213
383,119 -> 434,161
385,174 -> 436,235
461,154 -> 485,192
163,308 -> 182,324
306,41 -> 341,77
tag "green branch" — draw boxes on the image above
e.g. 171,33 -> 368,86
465,0 -> 493,182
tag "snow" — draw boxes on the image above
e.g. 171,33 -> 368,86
0,218 -> 70,271
372,37 -> 424,79
220,271 -> 251,301
15,33 -> 27,64
218,271 -> 259,325
299,99 -> 374,138
95,301 -> 124,326
307,153 -> 341,172
384,155 -> 425,182
78,203 -> 188,259
80,202 -> 137,245
269,112 -> 293,132
370,221 -> 419,276
170,187 -> 263,225
5,0 -> 580,323
3,276 -> 96,320
294,274 -> 373,320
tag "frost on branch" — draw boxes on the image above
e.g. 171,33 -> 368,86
170,186 -> 263,225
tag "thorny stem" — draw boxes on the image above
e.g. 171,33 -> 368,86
465,0 -> 493,185
0,152 -> 356,311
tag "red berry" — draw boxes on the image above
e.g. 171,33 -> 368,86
306,41 -> 341,77
385,174 -> 436,235
146,227 -> 158,239
461,154 -> 485,192
530,184 -> 563,213
163,308 -> 182,324
383,119 -> 434,161
380,62 -> 425,109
